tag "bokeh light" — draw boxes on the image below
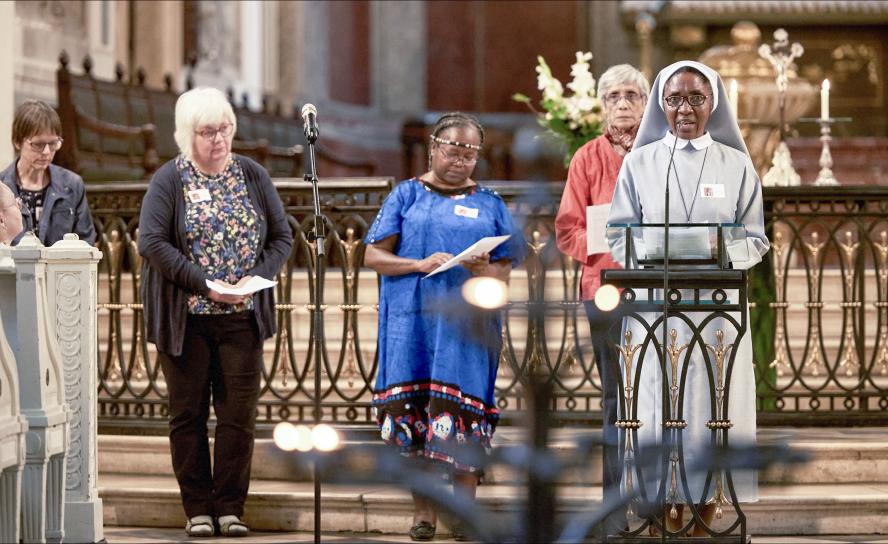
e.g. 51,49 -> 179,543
311,423 -> 341,452
461,276 -> 508,309
273,422 -> 314,452
594,284 -> 620,312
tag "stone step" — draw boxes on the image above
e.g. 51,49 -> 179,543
98,428 -> 888,487
98,473 -> 888,536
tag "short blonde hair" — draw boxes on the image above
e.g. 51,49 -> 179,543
597,64 -> 651,100
174,87 -> 237,161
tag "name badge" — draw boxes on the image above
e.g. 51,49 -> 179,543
454,204 -> 479,219
187,188 -> 212,203
700,183 -> 726,199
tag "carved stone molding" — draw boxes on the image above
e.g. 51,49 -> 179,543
56,272 -> 83,492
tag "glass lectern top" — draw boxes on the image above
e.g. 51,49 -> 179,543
606,223 -> 748,268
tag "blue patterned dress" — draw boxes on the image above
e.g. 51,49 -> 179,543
365,178 -> 525,473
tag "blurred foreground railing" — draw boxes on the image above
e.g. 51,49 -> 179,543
88,180 -> 888,432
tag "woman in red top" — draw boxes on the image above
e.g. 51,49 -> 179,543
554,63 -> 649,536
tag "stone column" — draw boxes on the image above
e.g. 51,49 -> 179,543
370,0 -> 426,113
86,0 -> 118,79
191,1 -> 243,98
240,0 -> 263,108
3,234 -> 69,543
133,1 -> 184,89
44,235 -> 103,544
278,1 -> 304,115
0,1 -> 13,165
0,247 -> 28,544
300,1 -> 330,102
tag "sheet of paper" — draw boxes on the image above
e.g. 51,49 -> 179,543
206,275 -> 277,296
642,227 -> 712,260
423,235 -> 512,279
586,204 -> 612,255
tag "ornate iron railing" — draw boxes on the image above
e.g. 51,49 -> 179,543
88,181 -> 888,432
753,186 -> 888,424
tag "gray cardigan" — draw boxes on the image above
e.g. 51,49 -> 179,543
138,155 -> 294,356
0,160 -> 97,245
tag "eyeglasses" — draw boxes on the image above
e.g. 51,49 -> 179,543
664,94 -> 709,109
195,124 -> 234,140
436,145 -> 478,166
25,138 -> 63,153
604,92 -> 643,106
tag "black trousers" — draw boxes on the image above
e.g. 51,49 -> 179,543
158,311 -> 262,518
585,301 -> 627,534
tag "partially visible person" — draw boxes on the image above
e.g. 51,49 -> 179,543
554,63 -> 650,536
363,112 -> 525,542
0,99 -> 96,246
138,87 -> 293,538
0,183 -> 24,245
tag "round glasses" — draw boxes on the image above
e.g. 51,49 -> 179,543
664,94 -> 709,109
26,138 -> 64,153
604,92 -> 643,107
195,124 -> 234,140
436,145 -> 478,166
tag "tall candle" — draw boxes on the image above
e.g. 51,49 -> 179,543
729,79 -> 739,119
821,79 -> 830,121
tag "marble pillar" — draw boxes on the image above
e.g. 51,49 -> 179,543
45,235 -> 103,544
370,0 -> 426,113
2,234 -> 70,544
0,247 -> 28,544
0,1 -> 14,165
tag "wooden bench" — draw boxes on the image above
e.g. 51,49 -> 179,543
56,52 -> 377,182
55,52 -> 160,182
228,89 -> 377,178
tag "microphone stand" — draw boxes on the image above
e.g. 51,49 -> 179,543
303,126 -> 325,544
660,134 -> 678,541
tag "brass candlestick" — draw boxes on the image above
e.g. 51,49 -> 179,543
814,118 -> 839,186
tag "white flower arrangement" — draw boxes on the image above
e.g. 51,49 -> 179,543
513,52 -> 604,165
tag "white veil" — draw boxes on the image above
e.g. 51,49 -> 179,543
632,60 -> 749,156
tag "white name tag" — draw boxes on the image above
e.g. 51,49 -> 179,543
454,204 -> 479,219
188,188 -> 212,203
700,183 -> 726,199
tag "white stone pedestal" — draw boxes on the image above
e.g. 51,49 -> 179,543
45,234 -> 103,543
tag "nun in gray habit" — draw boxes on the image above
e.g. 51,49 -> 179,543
607,60 -> 769,534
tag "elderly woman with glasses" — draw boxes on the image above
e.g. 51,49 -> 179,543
363,112 -> 525,542
607,60 -> 769,537
138,87 -> 293,538
0,99 -> 95,246
554,63 -> 650,535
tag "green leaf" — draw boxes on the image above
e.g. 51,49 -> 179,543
512,93 -> 531,104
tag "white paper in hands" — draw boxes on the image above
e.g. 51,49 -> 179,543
206,276 -> 277,296
586,204 -> 612,255
423,235 -> 511,279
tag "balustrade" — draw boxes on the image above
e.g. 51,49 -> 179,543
87,181 -> 888,431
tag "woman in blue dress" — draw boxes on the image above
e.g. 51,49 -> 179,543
364,112 -> 524,541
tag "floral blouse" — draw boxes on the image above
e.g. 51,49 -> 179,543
178,155 -> 261,314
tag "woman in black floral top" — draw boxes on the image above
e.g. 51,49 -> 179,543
138,87 -> 293,538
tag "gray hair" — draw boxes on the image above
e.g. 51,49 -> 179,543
174,87 -> 237,161
597,64 -> 651,100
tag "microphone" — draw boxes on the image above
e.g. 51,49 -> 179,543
301,103 -> 319,142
